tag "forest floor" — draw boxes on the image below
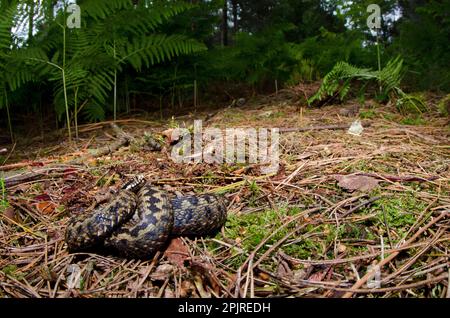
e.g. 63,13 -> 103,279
0,90 -> 449,298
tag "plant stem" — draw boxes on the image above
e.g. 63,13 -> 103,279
194,79 -> 197,110
62,69 -> 71,141
62,24 -> 71,141
74,86 -> 78,139
113,40 -> 117,121
160,95 -> 163,120
171,64 -> 178,109
376,32 -> 382,94
4,88 -> 13,142
125,76 -> 130,114
114,70 -> 117,121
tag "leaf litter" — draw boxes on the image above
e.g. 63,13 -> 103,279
0,91 -> 449,298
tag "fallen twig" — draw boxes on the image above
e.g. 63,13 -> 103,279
279,122 -> 372,133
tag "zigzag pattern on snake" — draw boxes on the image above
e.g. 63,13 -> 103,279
64,177 -> 227,259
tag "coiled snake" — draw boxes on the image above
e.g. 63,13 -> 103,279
65,177 -> 227,259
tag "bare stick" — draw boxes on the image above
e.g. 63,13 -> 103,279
279,122 -> 372,133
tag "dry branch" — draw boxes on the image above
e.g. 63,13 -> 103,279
279,122 -> 372,133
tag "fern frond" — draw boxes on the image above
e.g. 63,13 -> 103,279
0,3 -> 17,51
83,102 -> 105,122
5,47 -> 50,90
81,0 -> 133,20
310,56 -> 423,115
85,69 -> 115,103
308,61 -> 376,104
120,34 -> 206,70
309,57 -> 408,105
379,56 -> 404,94
395,88 -> 428,114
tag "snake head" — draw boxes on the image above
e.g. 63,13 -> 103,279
121,175 -> 146,192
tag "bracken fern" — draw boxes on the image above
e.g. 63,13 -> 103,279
309,56 -> 427,114
3,0 -> 206,137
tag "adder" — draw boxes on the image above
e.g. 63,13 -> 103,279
65,176 -> 227,259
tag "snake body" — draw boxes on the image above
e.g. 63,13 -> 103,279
65,178 -> 227,259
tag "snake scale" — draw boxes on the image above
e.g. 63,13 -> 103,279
65,177 -> 227,259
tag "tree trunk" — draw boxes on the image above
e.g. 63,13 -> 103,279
221,0 -> 228,46
27,0 -> 35,41
231,0 -> 238,34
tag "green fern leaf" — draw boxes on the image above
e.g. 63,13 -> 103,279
83,103 -> 106,122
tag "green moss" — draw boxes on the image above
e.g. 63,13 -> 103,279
269,111 -> 286,118
201,171 -> 218,185
208,190 -> 429,273
223,111 -> 245,121
1,265 -> 25,280
30,182 -> 43,192
339,157 -> 399,175
383,113 -> 396,121
356,193 -> 427,242
284,237 -> 322,259
400,116 -> 426,126
1,264 -> 17,275
359,109 -> 376,119
222,209 -> 292,264
247,180 -> 257,193
337,222 -> 377,241
90,169 -> 102,177
218,209 -> 333,266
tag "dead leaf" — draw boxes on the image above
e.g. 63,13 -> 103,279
35,201 -> 57,214
293,269 -> 307,282
308,266 -> 332,282
258,272 -> 270,281
258,111 -> 273,118
161,128 -> 182,144
193,274 -> 211,298
62,186 -> 78,195
334,174 -> 379,192
164,288 -> 175,298
188,259 -> 221,295
276,259 -> 293,279
40,266 -> 58,282
180,280 -> 196,298
337,243 -> 347,253
272,164 -> 286,181
3,207 -> 15,221
162,128 -> 174,139
34,193 -> 51,201
164,238 -> 190,267
63,168 -> 79,178
150,264 -> 174,281
308,271 -> 326,282
94,193 -> 111,204
66,264 -> 82,289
